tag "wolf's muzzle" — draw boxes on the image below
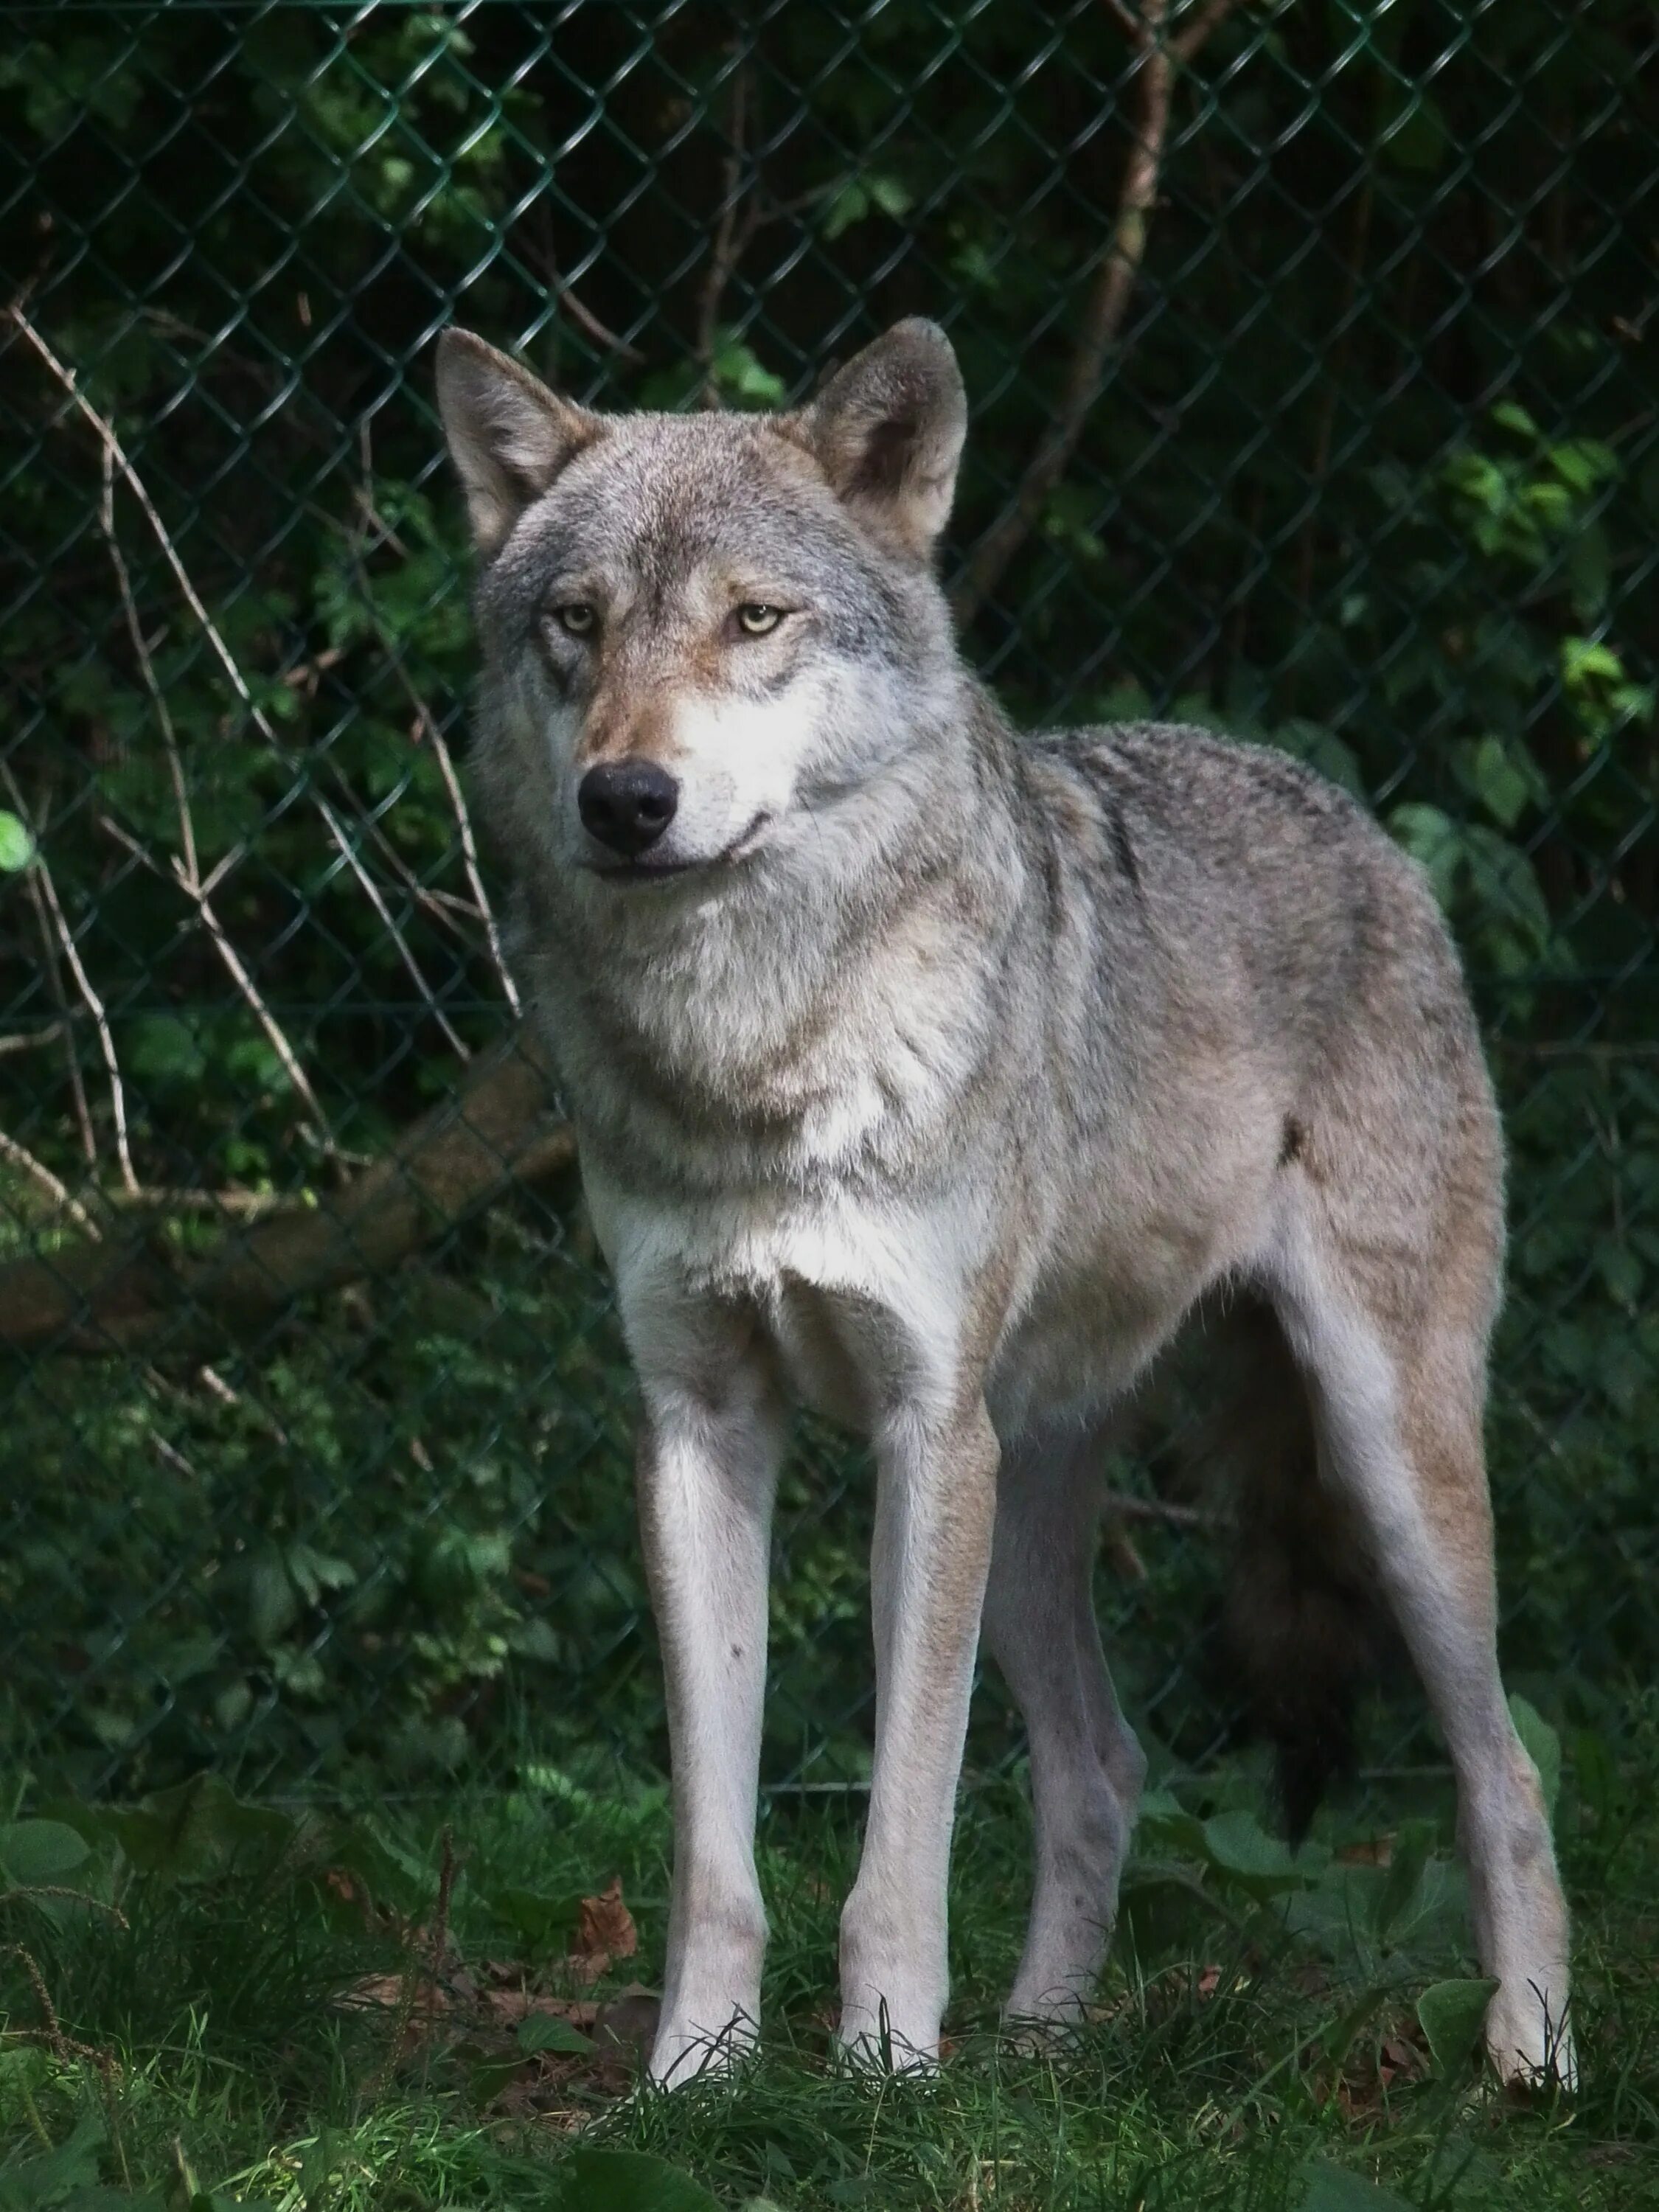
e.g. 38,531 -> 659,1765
578,760 -> 679,857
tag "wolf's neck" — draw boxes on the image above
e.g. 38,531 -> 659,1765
530,688 -> 1032,1188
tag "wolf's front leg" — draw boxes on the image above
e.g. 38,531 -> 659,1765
633,1335 -> 787,2085
838,1400 -> 1001,2066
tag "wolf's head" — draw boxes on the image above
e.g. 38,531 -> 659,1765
436,320 -> 968,892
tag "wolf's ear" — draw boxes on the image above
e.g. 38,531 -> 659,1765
795,319 -> 967,559
435,329 -> 601,557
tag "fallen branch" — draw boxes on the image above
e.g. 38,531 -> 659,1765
0,1039 -> 574,1357
952,0 -> 1245,627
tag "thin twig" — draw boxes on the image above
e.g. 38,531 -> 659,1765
10,308 -> 282,751
1293,179 -> 1374,639
0,1128 -> 103,1239
96,448 -> 334,1141
23,875 -> 97,1168
1101,1489 -> 1216,1529
1,1944 -> 118,2073
323,782 -> 484,940
97,815 -> 334,1137
1,762 -> 138,1195
696,60 -> 759,406
0,1023 -> 66,1059
14,306 -> 358,1148
526,204 -> 645,365
313,796 -> 471,1060
341,521 -> 520,1012
0,1888 -> 129,1927
953,0 -> 1246,626
423,722 -> 518,1007
1171,0 -> 1245,63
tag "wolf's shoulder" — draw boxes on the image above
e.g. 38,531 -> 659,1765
1036,719 -> 1367,837
1025,717 -> 1405,887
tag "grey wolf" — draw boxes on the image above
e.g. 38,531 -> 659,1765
435,316 -> 1573,2088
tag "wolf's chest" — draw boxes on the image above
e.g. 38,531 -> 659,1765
583,1172 -> 986,1436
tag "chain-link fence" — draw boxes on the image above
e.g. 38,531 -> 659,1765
1,0 -> 1655,1806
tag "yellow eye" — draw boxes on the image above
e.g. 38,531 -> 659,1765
734,602 -> 782,637
554,602 -> 597,636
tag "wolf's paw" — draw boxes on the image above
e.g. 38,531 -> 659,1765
646,2008 -> 756,2087
1485,1987 -> 1576,2093
835,2000 -> 941,2077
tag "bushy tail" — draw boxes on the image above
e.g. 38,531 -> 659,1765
1187,1295 -> 1394,1843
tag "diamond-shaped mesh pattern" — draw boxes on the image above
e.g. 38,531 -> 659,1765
1,0 -> 1655,1801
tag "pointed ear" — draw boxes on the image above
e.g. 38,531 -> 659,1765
795,319 -> 967,559
435,328 -> 601,557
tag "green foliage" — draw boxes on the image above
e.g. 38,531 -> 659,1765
1,1730 -> 1656,2208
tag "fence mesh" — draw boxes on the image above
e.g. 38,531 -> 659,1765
1,0 -> 1656,1805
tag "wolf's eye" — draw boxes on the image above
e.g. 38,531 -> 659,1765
554,602 -> 597,637
734,603 -> 783,637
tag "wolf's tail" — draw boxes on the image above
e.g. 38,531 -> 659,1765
1186,1295 -> 1393,1843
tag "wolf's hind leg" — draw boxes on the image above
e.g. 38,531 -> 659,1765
984,1430 -> 1147,2023
1270,1219 -> 1573,2087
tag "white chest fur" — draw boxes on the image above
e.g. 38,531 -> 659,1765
582,1166 -> 993,1436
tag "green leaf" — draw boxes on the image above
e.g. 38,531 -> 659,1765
1416,1975 -> 1499,2074
1509,1694 -> 1562,1820
106,1775 -> 296,1882
0,1819 -> 91,1887
1297,2159 -> 1413,2211
130,1015 -> 209,1088
866,173 -> 912,220
1377,88 -> 1450,172
518,2012 -> 595,2056
489,1885 -> 583,1947
1387,802 -> 1460,906
1491,400 -> 1538,440
1562,636 -> 1624,690
0,2113 -> 105,2210
1370,1820 -> 1434,1946
1201,1808 -> 1320,1894
553,2149 -> 722,2212
0,810 -> 32,872
821,179 -> 869,238
1465,734 -> 1538,830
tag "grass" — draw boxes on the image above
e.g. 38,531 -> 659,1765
1,1701 -> 1655,2212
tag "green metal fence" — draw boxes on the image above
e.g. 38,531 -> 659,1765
2,0 -> 1656,1804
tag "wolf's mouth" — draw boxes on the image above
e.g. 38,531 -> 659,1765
587,811 -> 771,886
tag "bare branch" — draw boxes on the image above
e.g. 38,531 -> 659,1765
21,880 -> 97,1168
94,447 -> 335,1144
9,307 -> 284,753
0,1127 -> 103,1239
422,717 -> 521,1014
526,206 -> 645,365
313,795 -> 472,1061
696,60 -> 759,406
555,283 -> 646,366
0,1023 -> 66,1060
1100,1489 -> 1217,1529
1172,0 -> 1245,65
96,813 -> 335,1140
1,762 -> 137,1195
0,1038 -> 573,1356
952,0 -> 1245,626
341,520 -> 521,1014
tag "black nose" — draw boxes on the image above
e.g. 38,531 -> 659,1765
577,760 -> 680,858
